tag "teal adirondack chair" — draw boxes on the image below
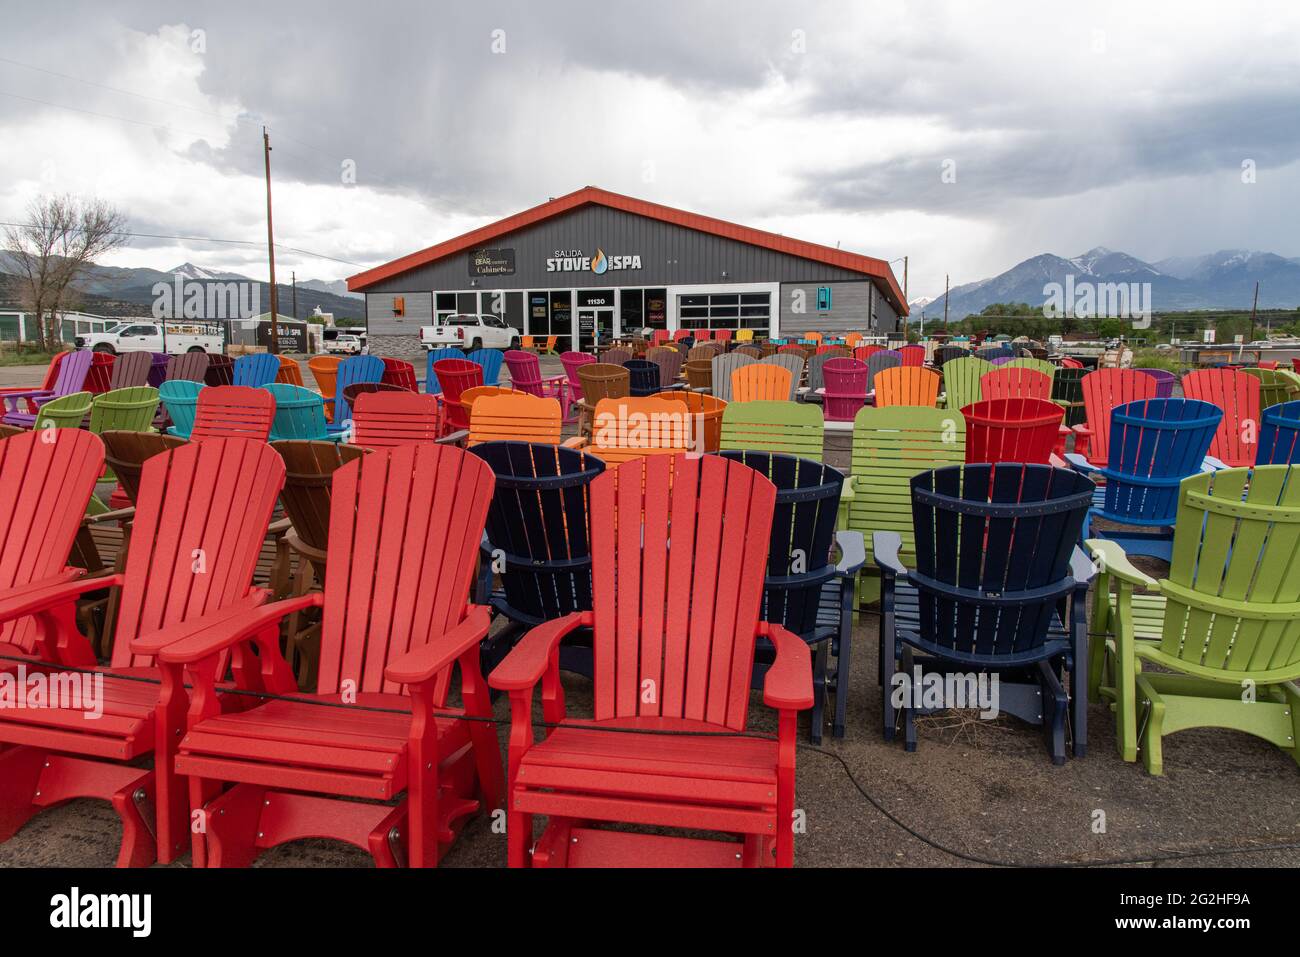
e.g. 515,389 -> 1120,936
941,355 -> 994,411
1087,464 -> 1300,774
32,391 -> 94,431
160,380 -> 204,438
264,383 -> 339,441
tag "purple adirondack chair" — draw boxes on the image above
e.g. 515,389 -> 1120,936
990,355 -> 1016,366
504,349 -> 572,420
1135,368 -> 1177,398
147,353 -> 170,388
821,357 -> 870,422
2,350 -> 93,427
560,350 -> 596,402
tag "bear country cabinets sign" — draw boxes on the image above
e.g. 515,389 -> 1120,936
546,248 -> 642,274
469,248 -> 516,277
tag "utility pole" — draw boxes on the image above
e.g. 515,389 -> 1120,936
903,256 -> 908,302
291,270 -> 298,320
943,274 -> 949,325
263,127 -> 280,354
1249,280 -> 1259,343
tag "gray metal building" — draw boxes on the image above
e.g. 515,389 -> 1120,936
348,186 -> 907,354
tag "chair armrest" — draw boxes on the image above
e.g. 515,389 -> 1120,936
0,569 -> 119,623
149,592 -> 322,663
561,436 -> 587,448
839,476 -> 855,503
1069,546 -> 1096,587
835,529 -> 866,577
1063,452 -> 1098,474
872,531 -> 909,576
437,429 -> 469,446
385,605 -> 491,685
82,506 -> 136,526
759,623 -> 814,711
1201,455 -> 1228,471
489,611 -> 591,692
1084,539 -> 1159,590
1071,423 -> 1093,437
267,517 -> 292,536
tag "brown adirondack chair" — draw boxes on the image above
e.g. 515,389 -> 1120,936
683,359 -> 713,392
0,437 -> 285,866
160,443 -> 503,868
108,351 -> 153,389
575,363 -> 631,437
167,351 -> 210,383
489,453 -> 812,867
204,354 -> 234,386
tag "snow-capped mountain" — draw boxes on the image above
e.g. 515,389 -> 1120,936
167,262 -> 248,282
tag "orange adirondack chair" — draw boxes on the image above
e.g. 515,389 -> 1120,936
352,391 -> 441,448
160,444 -> 502,868
462,393 -> 584,447
308,356 -> 342,421
588,396 -> 691,464
731,364 -> 793,403
489,453 -> 812,867
190,385 -> 276,442
873,366 -> 940,407
275,355 -> 305,386
979,366 -> 1052,401
1181,368 -> 1262,467
1072,369 -> 1158,466
0,438 -> 285,866
652,390 -> 725,452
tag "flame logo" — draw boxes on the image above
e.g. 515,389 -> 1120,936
591,248 -> 608,274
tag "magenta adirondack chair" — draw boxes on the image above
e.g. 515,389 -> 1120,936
504,349 -> 572,421
561,351 -> 596,402
821,357 -> 870,421
2,350 -> 93,426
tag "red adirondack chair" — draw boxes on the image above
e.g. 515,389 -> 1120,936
1181,368 -> 1262,467
86,351 -> 116,394
979,366 -> 1052,401
1293,358 -> 1300,374
489,453 -> 813,868
381,357 -> 419,392
898,344 -> 925,367
962,397 -> 1064,465
0,438 -> 285,866
352,391 -> 440,448
158,444 -> 502,868
190,385 -> 276,442
1072,369 -> 1157,467
853,345 -> 882,362
433,358 -> 484,433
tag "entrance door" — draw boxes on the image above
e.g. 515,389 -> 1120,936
578,308 -> 614,353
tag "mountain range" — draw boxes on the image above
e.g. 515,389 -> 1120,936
912,248 -> 1300,319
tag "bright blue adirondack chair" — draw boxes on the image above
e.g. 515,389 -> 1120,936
264,383 -> 339,442
1257,399 -> 1300,464
423,348 -> 465,394
329,354 -> 385,429
465,348 -> 503,387
1065,398 -> 1223,561
2,350 -> 94,427
159,379 -> 204,438
232,353 -> 281,387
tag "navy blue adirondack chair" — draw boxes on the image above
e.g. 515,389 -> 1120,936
465,348 -> 504,387
232,353 -> 281,387
875,463 -> 1095,764
718,451 -> 864,743
423,348 -> 465,393
623,359 -> 661,397
1064,398 -> 1222,561
467,441 -> 606,676
1257,399 -> 1300,464
328,354 -> 385,430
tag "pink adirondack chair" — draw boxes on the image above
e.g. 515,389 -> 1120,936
2,349 -> 93,426
561,351 -> 596,403
821,357 -> 870,421
504,350 -> 572,422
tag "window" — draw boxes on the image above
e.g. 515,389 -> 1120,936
674,291 -> 770,335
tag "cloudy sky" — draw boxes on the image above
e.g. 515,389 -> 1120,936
1,0 -> 1297,300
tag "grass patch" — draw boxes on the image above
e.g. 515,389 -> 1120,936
0,350 -> 60,367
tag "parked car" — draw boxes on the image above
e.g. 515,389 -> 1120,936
419,314 -> 519,352
323,327 -> 368,355
75,320 -> 224,355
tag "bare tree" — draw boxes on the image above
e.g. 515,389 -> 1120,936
2,194 -> 128,350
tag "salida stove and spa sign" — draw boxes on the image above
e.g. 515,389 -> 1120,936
468,248 -> 516,276
546,247 -> 642,274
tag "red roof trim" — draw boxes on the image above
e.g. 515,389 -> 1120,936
346,186 -> 907,314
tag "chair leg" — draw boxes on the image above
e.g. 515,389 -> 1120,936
1138,678 -> 1165,776
900,648 -> 917,752
808,640 -> 828,745
833,591 -> 853,739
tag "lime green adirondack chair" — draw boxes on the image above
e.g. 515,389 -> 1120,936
1087,465 -> 1300,774
1242,368 -> 1293,409
89,386 -> 160,435
32,391 -> 93,431
1277,369 -> 1300,403
844,406 -> 967,607
941,356 -> 993,411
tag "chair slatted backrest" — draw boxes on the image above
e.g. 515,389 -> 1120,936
318,444 -> 494,702
910,463 -> 1093,661
469,441 -> 605,625
88,386 -> 160,435
962,397 -> 1064,465
113,437 -> 286,669
934,345 -> 967,368
732,363 -> 793,403
85,352 -> 115,394
159,380 -> 204,437
190,385 -> 276,442
166,351 -> 209,382
717,451 -> 842,640
646,346 -> 684,388
31,350 -> 93,404
849,406 -> 967,569
465,349 -> 504,386
651,390 -> 725,452
204,353 -> 233,386
1003,357 -> 1057,388
599,347 -> 633,366
589,454 -> 776,729
874,366 -> 941,408
1258,400 -> 1300,465
233,353 -> 282,387
687,345 -> 714,363
1157,465 -> 1300,676
379,357 -> 418,392
976,346 -> 1014,363
1241,367 -> 1291,409
275,355 -> 305,387
1080,368 -> 1159,466
0,429 -> 104,651
108,351 -> 153,389
978,366 -> 1052,401
334,354 -> 386,425
898,345 -> 926,367
821,357 -> 870,422
733,345 -> 762,359
806,350 -> 840,394
864,351 -> 903,395
711,352 -> 757,402
1134,367 -> 1177,398
683,359 -> 713,392
147,353 -> 169,388
467,393 -> 565,445
32,392 -> 93,430
1180,368 -> 1261,468
504,350 -> 554,396
434,358 -> 484,432
623,359 -> 662,397
271,440 -> 369,555
352,391 -> 440,448
423,348 -> 465,393
590,396 -> 691,464
307,356 -> 342,409
101,431 -> 187,505
264,383 -> 329,441
854,345 -> 883,362
560,351 -> 596,400
719,400 -> 824,460
577,363 -> 630,406
1051,366 -> 1088,426
1095,398 -> 1222,526
760,353 -> 805,398
941,355 -> 993,412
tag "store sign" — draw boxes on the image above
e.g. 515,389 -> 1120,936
468,248 -> 516,276
546,247 -> 642,274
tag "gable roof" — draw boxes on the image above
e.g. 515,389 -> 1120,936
346,186 -> 907,314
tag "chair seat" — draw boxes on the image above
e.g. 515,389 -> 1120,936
176,692 -> 467,800
892,580 -> 1071,667
0,665 -> 159,760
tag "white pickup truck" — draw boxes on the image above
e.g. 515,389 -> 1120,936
419,314 -> 519,352
323,327 -> 368,355
76,320 -> 225,355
